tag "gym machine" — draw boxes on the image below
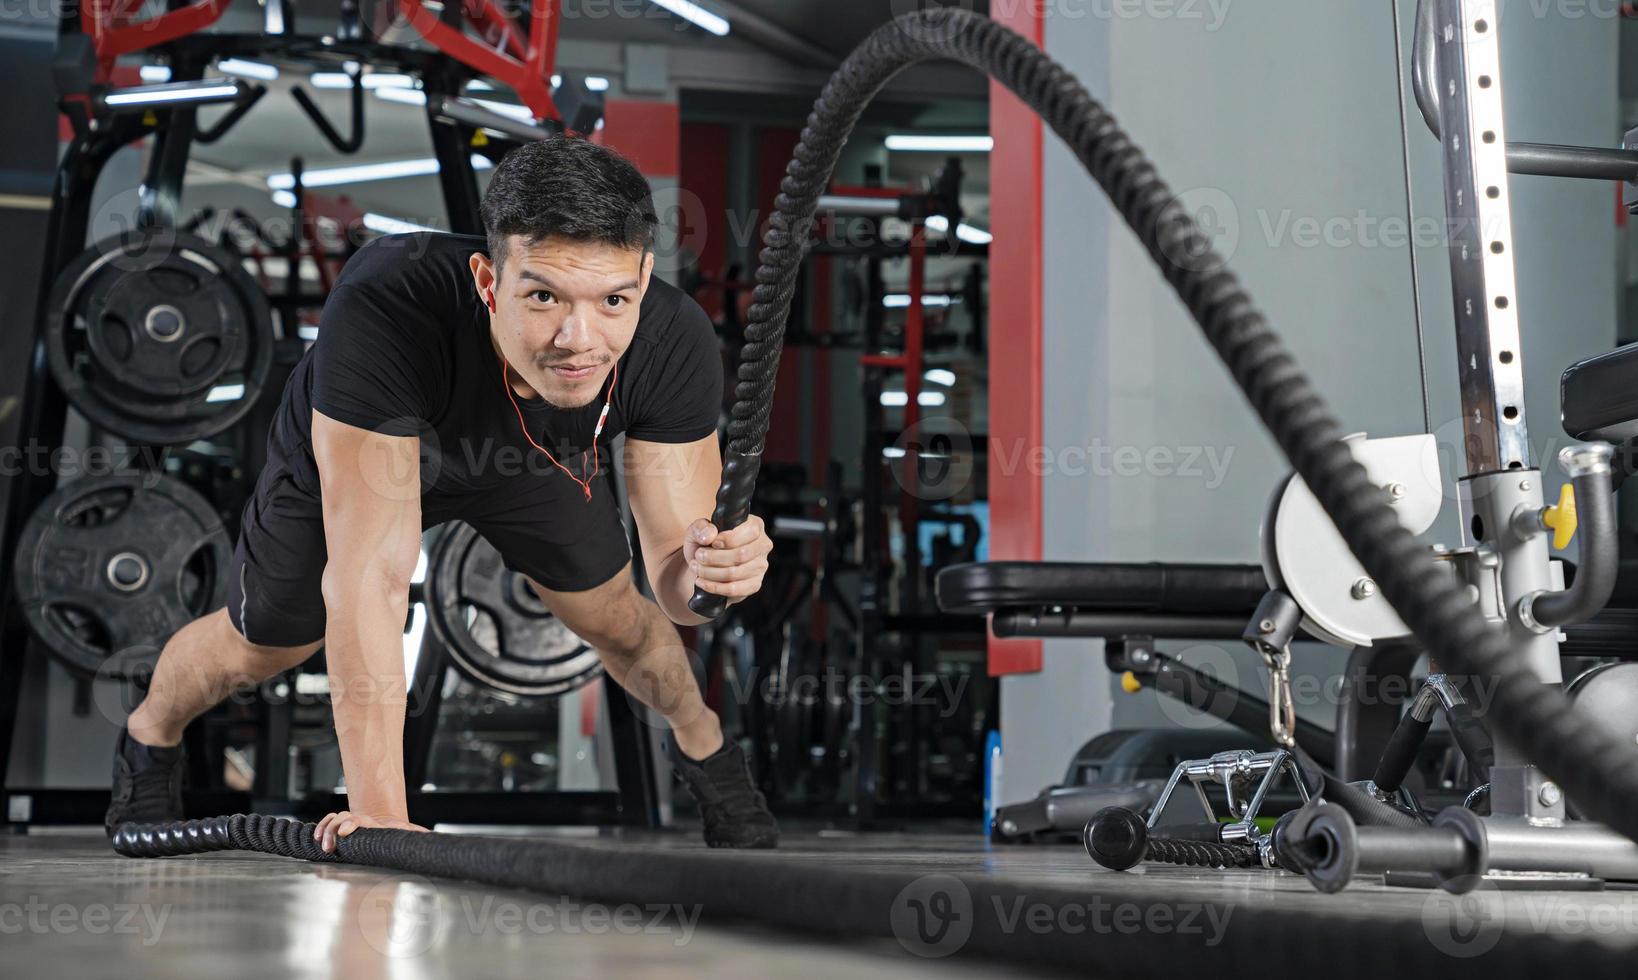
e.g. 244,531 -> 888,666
942,0 -> 1638,890
2,0 -> 654,830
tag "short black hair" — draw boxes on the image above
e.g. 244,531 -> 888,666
479,135 -> 658,276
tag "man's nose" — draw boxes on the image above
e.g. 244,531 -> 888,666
555,311 -> 593,350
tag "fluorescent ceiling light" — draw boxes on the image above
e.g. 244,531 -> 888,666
925,368 -> 956,387
552,74 -> 562,88
647,0 -> 730,36
267,155 -> 493,190
218,58 -> 279,81
374,86 -> 428,107
139,66 -> 171,83
883,294 -> 955,309
923,214 -> 993,245
885,134 -> 993,153
104,82 -> 240,107
584,76 -> 610,92
271,189 -> 297,208
879,391 -> 949,408
297,324 -> 320,341
471,98 -> 535,122
364,212 -> 439,235
312,71 -> 416,89
205,383 -> 245,403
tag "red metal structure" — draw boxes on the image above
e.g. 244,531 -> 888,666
80,0 -> 232,82
397,0 -> 562,121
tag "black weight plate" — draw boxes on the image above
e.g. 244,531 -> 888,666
12,474 -> 230,677
79,260 -> 241,397
45,230 -> 274,445
424,522 -> 604,700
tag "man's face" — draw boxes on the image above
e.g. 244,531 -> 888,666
472,234 -> 651,409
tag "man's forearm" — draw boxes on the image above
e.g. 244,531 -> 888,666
324,585 -> 411,819
650,548 -> 708,626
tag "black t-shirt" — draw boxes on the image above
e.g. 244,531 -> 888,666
272,232 -> 721,499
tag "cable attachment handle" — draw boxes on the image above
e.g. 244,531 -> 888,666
1243,590 -> 1306,749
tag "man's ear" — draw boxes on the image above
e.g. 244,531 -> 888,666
470,252 -> 497,309
638,248 -> 654,295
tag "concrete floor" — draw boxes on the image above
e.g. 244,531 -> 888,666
7,827 -> 1638,977
0,831 -> 1048,980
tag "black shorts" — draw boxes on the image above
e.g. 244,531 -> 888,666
226,439 -> 632,648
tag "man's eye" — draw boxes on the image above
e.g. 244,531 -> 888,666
605,295 -> 626,309
531,290 -> 554,303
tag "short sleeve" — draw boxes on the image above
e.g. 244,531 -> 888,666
623,296 -> 723,444
309,285 -> 444,437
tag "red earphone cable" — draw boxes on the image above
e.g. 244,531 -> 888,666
498,354 -> 618,502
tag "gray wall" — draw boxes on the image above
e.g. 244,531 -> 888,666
1000,0 -> 1619,804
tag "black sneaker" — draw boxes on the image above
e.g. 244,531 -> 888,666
105,729 -> 185,836
671,738 -> 780,849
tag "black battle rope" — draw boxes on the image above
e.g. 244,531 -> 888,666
110,816 -> 1631,977
1144,837 -> 1260,870
684,8 -> 1638,840
114,7 -> 1638,874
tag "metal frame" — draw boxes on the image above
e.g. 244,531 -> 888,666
1430,0 -> 1564,819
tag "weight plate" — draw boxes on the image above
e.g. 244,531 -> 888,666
424,522 -> 604,700
12,474 -> 230,677
45,230 -> 274,445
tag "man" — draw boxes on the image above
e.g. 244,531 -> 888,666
107,136 -> 780,850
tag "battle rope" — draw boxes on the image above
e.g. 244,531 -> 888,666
685,8 -> 1638,841
115,9 -> 1638,868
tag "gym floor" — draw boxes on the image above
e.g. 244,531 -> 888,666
8,827 -> 1635,977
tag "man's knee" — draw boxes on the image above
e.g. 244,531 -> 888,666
533,578 -> 653,655
217,608 -> 322,664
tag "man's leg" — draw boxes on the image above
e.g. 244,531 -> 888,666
530,564 -> 778,848
127,608 -> 321,747
527,564 -> 722,760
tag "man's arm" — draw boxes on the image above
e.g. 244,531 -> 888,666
623,434 -> 771,625
311,410 -> 425,841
